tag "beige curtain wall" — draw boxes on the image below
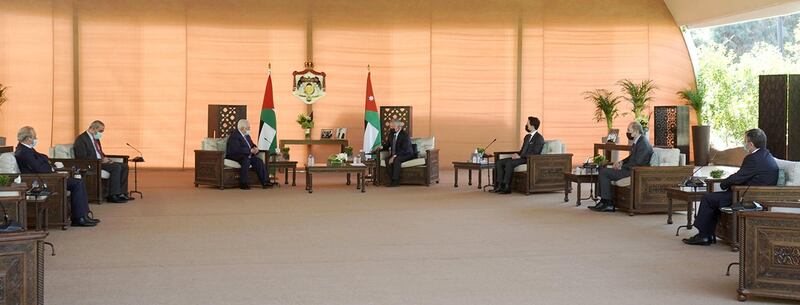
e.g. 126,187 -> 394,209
0,0 -> 695,168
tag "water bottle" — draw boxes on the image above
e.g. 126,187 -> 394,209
307,154 -> 314,166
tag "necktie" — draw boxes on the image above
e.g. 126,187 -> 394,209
392,133 -> 398,155
94,139 -> 106,158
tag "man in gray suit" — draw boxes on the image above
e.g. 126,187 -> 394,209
590,121 -> 653,212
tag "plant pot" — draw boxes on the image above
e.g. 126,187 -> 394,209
281,153 -> 290,161
692,125 -> 711,166
304,128 -> 311,139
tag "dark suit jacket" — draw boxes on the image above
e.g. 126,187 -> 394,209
621,136 -> 654,172
225,131 -> 257,161
383,129 -> 414,158
720,148 -> 779,191
73,131 -> 101,160
14,144 -> 55,174
519,132 -> 545,158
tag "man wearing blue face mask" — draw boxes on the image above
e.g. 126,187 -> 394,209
73,120 -> 132,203
225,119 -> 269,190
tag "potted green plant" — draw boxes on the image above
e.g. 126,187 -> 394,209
327,153 -> 347,166
280,147 -> 290,161
592,154 -> 607,166
678,84 -> 710,166
0,175 -> 12,187
476,147 -> 486,158
584,89 -> 624,135
344,146 -> 354,157
618,79 -> 656,132
710,169 -> 724,179
0,84 -> 8,146
296,113 -> 314,139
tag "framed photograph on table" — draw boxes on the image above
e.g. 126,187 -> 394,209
606,128 -> 619,143
336,128 -> 347,140
320,129 -> 334,139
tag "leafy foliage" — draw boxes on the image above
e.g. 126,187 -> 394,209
617,79 -> 656,129
677,84 -> 707,125
583,89 -> 624,131
296,113 -> 314,129
0,175 -> 11,187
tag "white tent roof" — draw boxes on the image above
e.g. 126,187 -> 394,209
664,0 -> 800,28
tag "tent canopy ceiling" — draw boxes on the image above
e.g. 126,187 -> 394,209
664,0 -> 800,28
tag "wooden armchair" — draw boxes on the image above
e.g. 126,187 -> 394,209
611,148 -> 693,215
737,209 -> 800,302
0,151 -> 70,230
715,185 -> 800,251
377,137 -> 439,186
194,138 -> 268,189
494,140 -> 573,195
49,144 -> 129,203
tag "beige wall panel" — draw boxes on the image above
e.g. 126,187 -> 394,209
313,0 -> 430,159
52,0 -> 75,146
186,0 -> 307,165
78,0 -> 186,167
521,1 -> 544,143
0,1 -> 54,147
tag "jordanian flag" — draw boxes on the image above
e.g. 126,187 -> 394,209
363,72 -> 381,154
257,71 -> 277,153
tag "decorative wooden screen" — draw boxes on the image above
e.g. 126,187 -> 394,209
208,105 -> 247,138
759,74 -> 800,161
653,106 -> 689,158
380,106 -> 413,138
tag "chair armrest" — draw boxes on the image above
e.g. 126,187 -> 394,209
731,185 -> 800,203
426,149 -> 440,163
106,154 -> 130,163
194,150 -> 225,163
50,158 -> 103,173
493,151 -> 517,160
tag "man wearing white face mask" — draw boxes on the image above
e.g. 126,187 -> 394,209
225,119 -> 269,189
73,120 -> 131,203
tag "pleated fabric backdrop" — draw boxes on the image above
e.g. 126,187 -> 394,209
0,0 -> 695,168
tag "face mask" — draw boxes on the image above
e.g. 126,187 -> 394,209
31,139 -> 38,148
94,132 -> 103,140
626,132 -> 634,140
244,130 -> 251,136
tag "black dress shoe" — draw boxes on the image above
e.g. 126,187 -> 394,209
71,217 -> 97,227
106,195 -> 128,203
240,184 -> 251,190
86,216 -> 101,223
597,204 -> 616,212
120,194 -> 135,201
682,234 -> 713,246
499,187 -> 512,194
588,200 -> 607,211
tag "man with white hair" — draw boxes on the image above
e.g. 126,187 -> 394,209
225,119 -> 269,189
372,120 -> 414,186
15,126 -> 98,227
73,120 -> 132,203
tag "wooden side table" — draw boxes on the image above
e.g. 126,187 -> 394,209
305,165 -> 367,194
269,160 -> 297,186
563,172 -> 598,206
666,186 -> 707,236
452,162 -> 493,189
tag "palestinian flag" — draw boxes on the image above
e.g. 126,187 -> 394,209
363,72 -> 381,154
257,71 -> 277,153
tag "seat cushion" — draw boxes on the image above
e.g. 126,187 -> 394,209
223,159 -> 242,169
411,137 -> 435,158
541,140 -> 565,154
775,158 -> 800,186
612,177 -> 631,187
52,144 -> 75,159
201,137 -> 228,152
0,152 -> 20,174
650,147 -> 681,166
514,164 -> 527,172
709,147 -> 747,167
380,158 -> 426,168
100,170 -> 111,179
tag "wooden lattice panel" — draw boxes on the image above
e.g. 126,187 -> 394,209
208,105 -> 247,139
379,106 -> 412,139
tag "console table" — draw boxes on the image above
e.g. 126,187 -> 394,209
279,139 -> 349,153
593,143 -> 631,161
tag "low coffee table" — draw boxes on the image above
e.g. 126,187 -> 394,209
269,160 -> 297,186
666,186 -> 708,236
563,172 -> 598,206
452,162 -> 493,189
305,164 -> 367,194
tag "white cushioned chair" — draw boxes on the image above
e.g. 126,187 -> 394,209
49,144 -> 129,203
494,139 -> 573,195
378,137 -> 439,186
194,137 -> 267,189
610,147 -> 693,215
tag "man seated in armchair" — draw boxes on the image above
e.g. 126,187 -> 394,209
226,119 -> 269,190
373,120 -> 414,187
683,128 -> 779,246
15,126 -> 99,227
492,116 -> 544,194
590,121 -> 653,212
73,120 -> 133,203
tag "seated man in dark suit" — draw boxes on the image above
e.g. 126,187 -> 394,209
683,128 -> 779,245
73,120 -> 133,203
373,120 -> 414,187
590,121 -> 653,212
15,126 -> 98,227
225,119 -> 269,190
492,116 -> 545,194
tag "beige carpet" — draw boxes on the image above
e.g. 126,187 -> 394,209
42,170 -> 776,305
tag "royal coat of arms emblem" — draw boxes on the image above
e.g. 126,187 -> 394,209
292,62 -> 326,105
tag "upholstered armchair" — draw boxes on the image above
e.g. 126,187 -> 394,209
378,137 -> 439,186
494,140 -> 573,195
716,158 -> 800,251
49,144 -> 129,203
611,147 -> 693,216
194,137 -> 268,189
0,151 -> 70,230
